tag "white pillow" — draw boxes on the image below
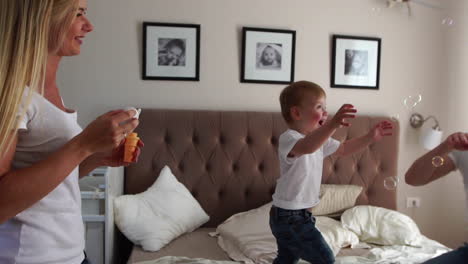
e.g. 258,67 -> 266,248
311,184 -> 363,216
215,202 -> 359,264
341,205 -> 422,246
114,166 -> 210,251
316,217 -> 360,255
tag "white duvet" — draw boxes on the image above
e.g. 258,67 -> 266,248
334,235 -> 450,264
134,204 -> 452,264
135,256 -> 238,264
135,237 -> 450,264
210,204 -> 451,264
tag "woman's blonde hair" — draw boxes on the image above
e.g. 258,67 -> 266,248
0,0 -> 78,156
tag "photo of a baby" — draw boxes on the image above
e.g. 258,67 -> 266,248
158,38 -> 186,66
143,22 -> 200,81
256,43 -> 282,70
331,35 -> 380,89
241,27 -> 295,84
344,49 -> 368,76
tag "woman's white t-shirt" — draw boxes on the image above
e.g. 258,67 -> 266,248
448,151 -> 468,224
0,90 -> 85,264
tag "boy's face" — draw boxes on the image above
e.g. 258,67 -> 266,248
291,93 -> 327,133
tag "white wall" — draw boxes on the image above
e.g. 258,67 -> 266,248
60,0 -> 465,247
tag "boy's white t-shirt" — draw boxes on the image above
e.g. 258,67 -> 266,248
0,90 -> 85,264
448,151 -> 468,223
272,129 -> 340,210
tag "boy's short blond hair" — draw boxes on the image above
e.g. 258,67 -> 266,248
279,81 -> 326,124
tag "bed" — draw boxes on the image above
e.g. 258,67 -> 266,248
113,109 -> 448,264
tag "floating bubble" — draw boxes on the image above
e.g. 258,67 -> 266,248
442,17 -> 455,26
371,7 -> 382,14
391,113 -> 400,123
384,176 -> 398,190
403,94 -> 422,111
432,156 -> 445,168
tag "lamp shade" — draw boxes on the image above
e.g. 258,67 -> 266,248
420,128 -> 443,150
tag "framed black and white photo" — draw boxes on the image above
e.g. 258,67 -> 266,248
241,27 -> 296,84
331,35 -> 381,89
143,22 -> 200,81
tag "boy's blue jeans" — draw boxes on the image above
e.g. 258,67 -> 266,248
422,243 -> 468,263
269,206 -> 335,264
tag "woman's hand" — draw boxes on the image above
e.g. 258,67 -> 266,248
77,109 -> 139,155
443,132 -> 468,151
95,139 -> 144,167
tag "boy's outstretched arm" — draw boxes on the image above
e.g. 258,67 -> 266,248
289,104 -> 356,158
335,121 -> 393,157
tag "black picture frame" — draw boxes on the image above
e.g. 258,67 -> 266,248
142,22 -> 200,81
331,35 -> 381,90
241,27 -> 296,84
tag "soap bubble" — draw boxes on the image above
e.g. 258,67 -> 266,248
371,7 -> 382,16
403,94 -> 422,111
442,17 -> 455,26
432,156 -> 445,168
384,176 -> 399,190
390,113 -> 400,123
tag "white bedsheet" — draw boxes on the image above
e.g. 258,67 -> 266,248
135,256 -> 238,264
134,235 -> 450,264
335,235 -> 451,264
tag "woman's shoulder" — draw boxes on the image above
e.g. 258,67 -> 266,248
18,87 -> 48,117
21,87 -> 43,105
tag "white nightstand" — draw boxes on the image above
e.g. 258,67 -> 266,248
80,167 -> 108,264
80,166 -> 124,264
79,167 -> 123,264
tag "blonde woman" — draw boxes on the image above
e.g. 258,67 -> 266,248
0,0 -> 143,263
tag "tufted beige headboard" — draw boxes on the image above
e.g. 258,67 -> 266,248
116,109 -> 399,261
125,109 -> 399,222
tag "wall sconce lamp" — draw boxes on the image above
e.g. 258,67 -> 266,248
410,113 -> 443,150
